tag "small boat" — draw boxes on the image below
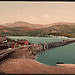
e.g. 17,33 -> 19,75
56,61 -> 64,64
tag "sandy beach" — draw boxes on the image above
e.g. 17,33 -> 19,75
1,59 -> 75,74
0,47 -> 75,74
57,64 -> 75,68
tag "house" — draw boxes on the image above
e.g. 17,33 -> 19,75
17,39 -> 30,45
25,40 -> 29,45
0,36 -> 7,44
2,37 -> 7,43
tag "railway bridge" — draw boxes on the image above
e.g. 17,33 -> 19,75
0,39 -> 75,63
28,39 -> 75,55
41,39 -> 75,51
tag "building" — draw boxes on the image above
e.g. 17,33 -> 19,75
0,36 -> 7,44
17,39 -> 30,45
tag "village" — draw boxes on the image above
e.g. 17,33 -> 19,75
0,35 -> 32,50
0,35 -> 43,62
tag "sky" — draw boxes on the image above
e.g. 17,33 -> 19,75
0,1 -> 75,25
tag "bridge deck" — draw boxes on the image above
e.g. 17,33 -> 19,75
0,39 -> 75,61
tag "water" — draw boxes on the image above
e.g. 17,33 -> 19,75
6,36 -> 68,44
35,43 -> 75,66
6,36 -> 75,66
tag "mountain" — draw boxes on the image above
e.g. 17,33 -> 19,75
42,24 -> 75,37
1,22 -> 75,37
2,21 -> 75,29
2,21 -> 50,29
46,22 -> 75,26
44,24 -> 75,33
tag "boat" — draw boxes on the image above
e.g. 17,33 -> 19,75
56,61 -> 64,64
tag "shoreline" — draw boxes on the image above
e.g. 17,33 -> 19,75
34,59 -> 50,66
0,45 -> 75,74
56,64 -> 75,68
6,35 -> 75,39
6,35 -> 69,39
34,56 -> 75,68
34,55 -> 57,67
1,58 -> 75,74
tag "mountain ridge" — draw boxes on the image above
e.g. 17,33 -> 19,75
1,21 -> 75,37
1,21 -> 49,29
2,21 -> 75,29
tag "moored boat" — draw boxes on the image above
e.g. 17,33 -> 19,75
56,61 -> 64,64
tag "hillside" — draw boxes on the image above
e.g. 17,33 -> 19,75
0,26 -> 38,36
2,21 -> 75,29
47,22 -> 75,26
1,22 -> 75,38
43,25 -> 75,37
2,21 -> 50,29
43,25 -> 75,33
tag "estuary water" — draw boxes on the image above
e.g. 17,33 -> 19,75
6,36 -> 75,66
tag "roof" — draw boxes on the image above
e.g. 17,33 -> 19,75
17,39 -> 29,43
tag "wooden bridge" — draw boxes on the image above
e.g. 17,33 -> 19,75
30,39 -> 75,54
41,39 -> 75,51
0,39 -> 75,62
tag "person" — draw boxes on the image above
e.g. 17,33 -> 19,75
25,40 -> 28,45
11,44 -> 14,48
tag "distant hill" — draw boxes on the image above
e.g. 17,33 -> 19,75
42,25 -> 75,37
1,21 -> 75,37
2,21 -> 75,29
2,21 -> 50,29
46,22 -> 75,27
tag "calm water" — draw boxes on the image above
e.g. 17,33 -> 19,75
6,36 -> 75,66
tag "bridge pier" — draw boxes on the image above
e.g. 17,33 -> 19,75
43,44 -> 46,51
47,44 -> 49,49
42,44 -> 49,51
0,39 -> 75,62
